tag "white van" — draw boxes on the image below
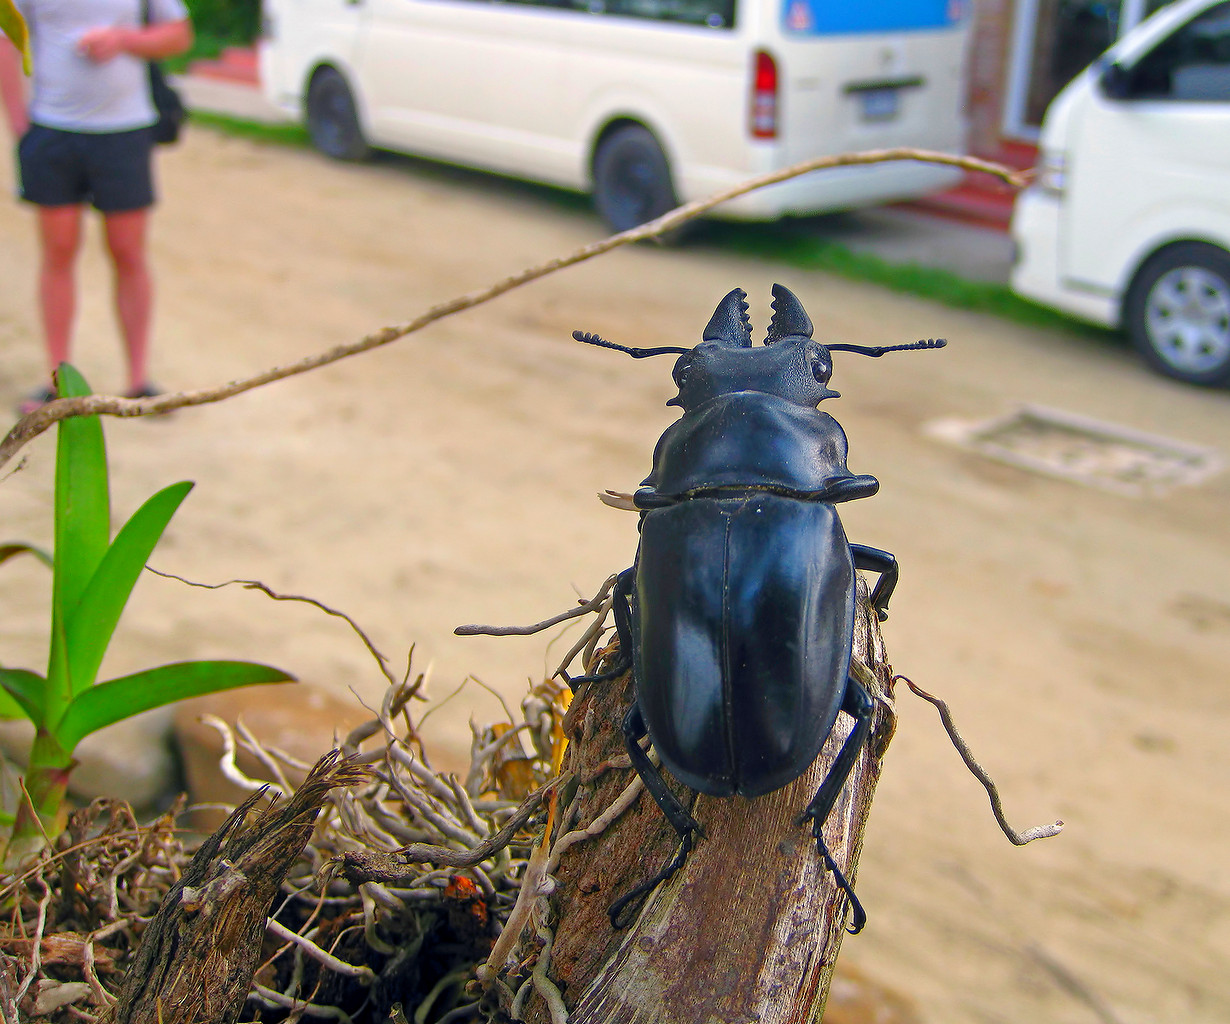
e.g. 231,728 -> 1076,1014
1010,0 -> 1230,386
259,0 -> 970,232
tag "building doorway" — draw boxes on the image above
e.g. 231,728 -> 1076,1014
1003,0 -> 1176,136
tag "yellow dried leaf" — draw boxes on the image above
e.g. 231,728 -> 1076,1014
0,0 -> 31,75
494,756 -> 539,799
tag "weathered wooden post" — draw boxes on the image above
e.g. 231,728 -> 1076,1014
102,753 -> 369,1024
503,592 -> 895,1024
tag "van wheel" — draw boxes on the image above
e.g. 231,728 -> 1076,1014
306,68 -> 369,162
1126,243 -> 1230,386
592,126 -> 682,237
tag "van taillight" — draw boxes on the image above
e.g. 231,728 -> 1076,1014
750,50 -> 778,140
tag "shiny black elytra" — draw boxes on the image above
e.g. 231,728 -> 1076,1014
572,284 -> 945,934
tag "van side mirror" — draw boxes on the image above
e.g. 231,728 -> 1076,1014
1098,60 -> 1132,100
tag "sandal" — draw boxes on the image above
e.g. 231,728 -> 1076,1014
18,385 -> 57,417
126,383 -> 173,418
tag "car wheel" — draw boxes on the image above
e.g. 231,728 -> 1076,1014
306,67 -> 369,162
1125,243 -> 1230,386
592,125 -> 682,237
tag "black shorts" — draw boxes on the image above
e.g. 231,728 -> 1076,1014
17,124 -> 155,212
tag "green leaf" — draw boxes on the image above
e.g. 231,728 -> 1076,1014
0,543 -> 54,570
54,660 -> 295,751
43,607 -> 72,729
52,365 -> 109,620
65,481 -> 194,695
0,669 -> 40,721
0,0 -> 32,75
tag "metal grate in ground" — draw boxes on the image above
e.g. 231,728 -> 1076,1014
926,405 -> 1223,496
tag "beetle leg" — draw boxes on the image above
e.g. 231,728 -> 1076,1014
568,566 -> 635,688
815,836 -> 867,934
797,674 -> 874,933
798,674 -> 874,829
622,705 -> 704,840
608,703 -> 704,928
608,828 -> 694,929
567,662 -> 628,688
850,544 -> 898,621
610,565 -> 636,648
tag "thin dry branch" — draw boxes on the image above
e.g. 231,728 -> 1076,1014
898,675 -> 1064,845
335,779 -> 550,881
264,918 -> 376,984
147,569 -> 399,688
0,148 -> 1027,471
455,575 -> 619,637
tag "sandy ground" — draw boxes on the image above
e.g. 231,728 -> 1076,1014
1,127 -> 1229,1023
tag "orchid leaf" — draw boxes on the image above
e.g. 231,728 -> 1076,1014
0,0 -> 31,75
66,481 -> 193,695
52,365 -> 109,621
0,543 -> 53,570
54,661 -> 295,751
0,669 -> 40,721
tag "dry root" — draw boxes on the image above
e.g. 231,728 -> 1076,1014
0,577 -> 622,1023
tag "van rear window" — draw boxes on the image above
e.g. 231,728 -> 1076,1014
500,0 -> 735,27
782,0 -> 960,35
565,0 -> 736,27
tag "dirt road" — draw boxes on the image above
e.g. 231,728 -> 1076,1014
1,127 -> 1228,1023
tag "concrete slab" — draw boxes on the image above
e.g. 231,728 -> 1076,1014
801,206 -> 1015,285
172,73 -> 291,126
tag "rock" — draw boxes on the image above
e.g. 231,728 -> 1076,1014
826,963 -> 924,1024
0,757 -> 28,823
173,681 -> 372,830
0,709 -> 179,812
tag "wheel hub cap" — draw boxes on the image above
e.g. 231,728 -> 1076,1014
1145,266 -> 1230,375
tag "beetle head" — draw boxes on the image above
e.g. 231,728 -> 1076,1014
572,284 -> 945,412
666,285 -> 838,410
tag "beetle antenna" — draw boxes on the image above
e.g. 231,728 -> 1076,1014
826,338 -> 947,357
573,330 -> 690,358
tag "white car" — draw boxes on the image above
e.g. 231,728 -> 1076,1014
1010,0 -> 1230,386
258,0 -> 970,233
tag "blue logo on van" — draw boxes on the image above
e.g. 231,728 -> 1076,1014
782,0 -> 959,35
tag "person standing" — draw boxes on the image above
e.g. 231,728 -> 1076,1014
0,0 -> 192,414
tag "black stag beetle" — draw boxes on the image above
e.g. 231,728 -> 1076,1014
571,283 -> 945,933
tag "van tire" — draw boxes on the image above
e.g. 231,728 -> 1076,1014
307,68 -> 370,162
592,126 -> 682,237
1125,243 -> 1230,386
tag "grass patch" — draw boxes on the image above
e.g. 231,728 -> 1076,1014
181,0 -> 260,51
701,219 -> 1108,337
191,110 -> 310,148
163,30 -> 246,74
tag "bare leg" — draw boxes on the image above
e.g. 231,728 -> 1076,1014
103,207 -> 152,394
36,204 -> 85,379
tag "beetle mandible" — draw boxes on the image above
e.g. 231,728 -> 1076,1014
572,283 -> 945,933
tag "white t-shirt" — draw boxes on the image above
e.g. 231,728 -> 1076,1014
17,0 -> 189,132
